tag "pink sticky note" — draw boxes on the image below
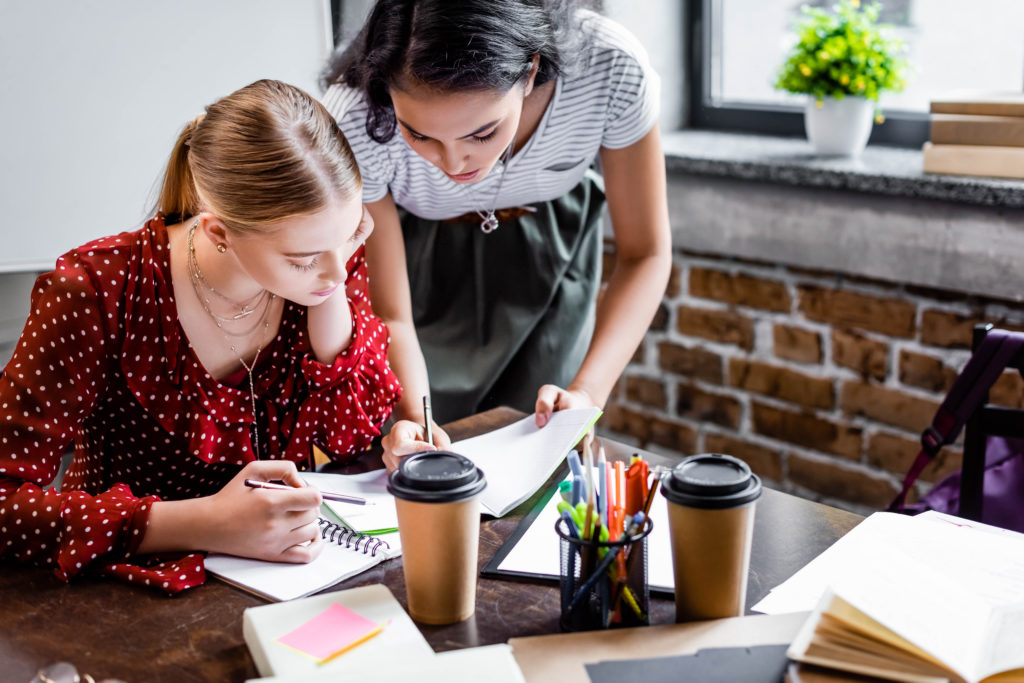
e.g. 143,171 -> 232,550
276,603 -> 383,663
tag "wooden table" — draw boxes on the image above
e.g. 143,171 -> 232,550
0,408 -> 863,682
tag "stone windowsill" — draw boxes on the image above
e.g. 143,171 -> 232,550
657,130 -> 1024,303
661,130 -> 1024,209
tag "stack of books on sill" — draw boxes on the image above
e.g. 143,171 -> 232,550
923,91 -> 1024,180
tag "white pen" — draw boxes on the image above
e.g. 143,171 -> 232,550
423,395 -> 433,446
244,479 -> 368,506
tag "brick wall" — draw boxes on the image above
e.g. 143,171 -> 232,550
598,245 -> 1024,514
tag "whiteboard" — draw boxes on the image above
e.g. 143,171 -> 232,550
0,0 -> 333,272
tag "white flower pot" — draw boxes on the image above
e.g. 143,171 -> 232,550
803,96 -> 875,157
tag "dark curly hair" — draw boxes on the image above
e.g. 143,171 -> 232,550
321,0 -> 599,143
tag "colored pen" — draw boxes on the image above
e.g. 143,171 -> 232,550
566,450 -> 584,505
582,435 -> 596,541
422,395 -> 433,446
567,530 -> 634,613
608,478 -> 662,622
559,509 -> 580,539
244,479 -> 368,506
598,444 -> 608,528
613,460 -> 626,537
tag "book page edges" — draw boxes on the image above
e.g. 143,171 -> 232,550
789,592 -> 957,683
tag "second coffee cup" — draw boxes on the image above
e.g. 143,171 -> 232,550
661,453 -> 761,622
387,450 -> 487,625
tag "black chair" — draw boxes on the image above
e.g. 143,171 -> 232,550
960,323 -> 1024,521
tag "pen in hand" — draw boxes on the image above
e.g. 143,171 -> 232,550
243,479 -> 368,506
423,395 -> 433,447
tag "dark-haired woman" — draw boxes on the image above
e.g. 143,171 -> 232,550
322,1 -> 671,469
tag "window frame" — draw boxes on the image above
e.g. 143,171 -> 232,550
686,0 -> 929,148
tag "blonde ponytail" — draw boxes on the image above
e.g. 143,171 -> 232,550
156,114 -> 205,221
152,81 -> 360,232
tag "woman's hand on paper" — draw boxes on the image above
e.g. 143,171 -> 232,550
535,384 -> 597,427
199,460 -> 325,563
382,419 -> 451,473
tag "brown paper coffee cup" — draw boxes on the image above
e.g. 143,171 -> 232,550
661,453 -> 761,622
388,451 -> 487,625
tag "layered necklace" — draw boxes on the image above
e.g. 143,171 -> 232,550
468,143 -> 515,234
186,219 -> 276,458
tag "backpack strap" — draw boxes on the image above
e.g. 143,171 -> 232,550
888,329 -> 1024,512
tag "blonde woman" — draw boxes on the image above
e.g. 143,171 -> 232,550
0,80 -> 399,593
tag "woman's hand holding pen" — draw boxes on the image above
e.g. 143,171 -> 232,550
381,419 -> 450,472
199,461 -> 324,563
137,460 -> 324,562
535,384 -> 598,428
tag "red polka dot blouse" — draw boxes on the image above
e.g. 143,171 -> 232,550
0,218 -> 401,593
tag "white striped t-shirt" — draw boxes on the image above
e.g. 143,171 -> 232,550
321,11 -> 660,220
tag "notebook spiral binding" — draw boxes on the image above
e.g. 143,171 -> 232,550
317,517 -> 390,557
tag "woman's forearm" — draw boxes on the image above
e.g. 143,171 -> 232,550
137,497 -> 213,554
384,318 -> 431,423
569,249 -> 672,406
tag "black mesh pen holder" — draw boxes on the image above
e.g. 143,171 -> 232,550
555,516 -> 652,632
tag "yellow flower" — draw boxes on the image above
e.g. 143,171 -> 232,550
851,0 -> 860,6
815,99 -> 824,108
875,113 -> 885,124
799,64 -> 812,77
840,74 -> 850,85
819,51 -> 831,61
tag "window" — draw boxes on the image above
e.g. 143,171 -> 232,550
689,0 -> 1024,147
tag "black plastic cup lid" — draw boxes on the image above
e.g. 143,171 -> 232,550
660,453 -> 761,509
387,450 -> 487,503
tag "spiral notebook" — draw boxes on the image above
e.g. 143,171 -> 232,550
205,513 -> 402,602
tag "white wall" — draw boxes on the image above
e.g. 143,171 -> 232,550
0,0 -> 332,272
604,0 -> 686,131
0,0 -> 334,366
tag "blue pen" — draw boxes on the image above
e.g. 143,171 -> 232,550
559,510 -> 580,610
570,478 -> 582,506
559,509 -> 580,539
566,450 -> 584,505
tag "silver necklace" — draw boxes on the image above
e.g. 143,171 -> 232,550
187,220 -> 276,338
470,144 -> 514,234
185,218 -> 274,458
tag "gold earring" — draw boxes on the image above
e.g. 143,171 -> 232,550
217,244 -> 227,253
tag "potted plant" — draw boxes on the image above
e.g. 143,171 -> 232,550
774,0 -> 909,157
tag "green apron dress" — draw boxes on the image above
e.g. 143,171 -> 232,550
401,170 -> 606,423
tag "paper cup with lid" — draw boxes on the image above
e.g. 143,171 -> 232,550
660,453 -> 762,621
387,450 -> 487,624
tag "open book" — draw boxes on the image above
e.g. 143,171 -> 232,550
787,513 -> 1024,683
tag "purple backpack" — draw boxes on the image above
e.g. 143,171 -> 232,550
888,328 -> 1024,532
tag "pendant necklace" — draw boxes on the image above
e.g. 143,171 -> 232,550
187,221 -> 274,334
186,218 -> 276,458
469,143 -> 514,234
